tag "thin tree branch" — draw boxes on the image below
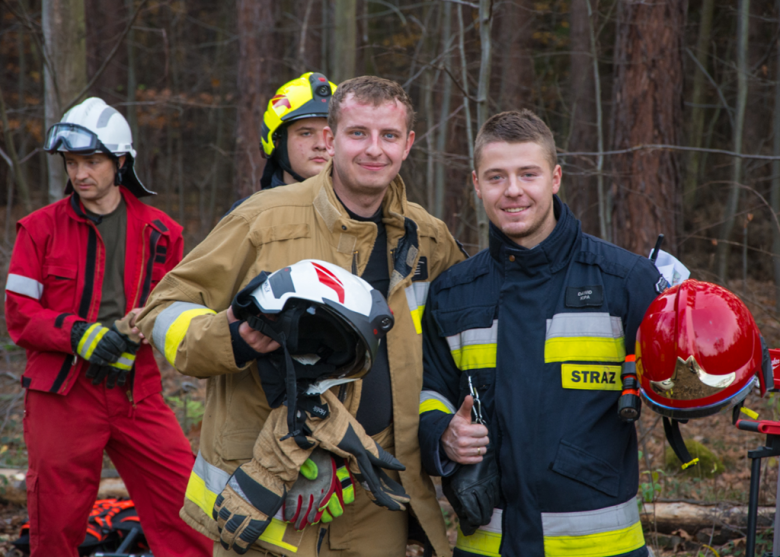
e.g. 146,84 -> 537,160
685,46 -> 735,129
560,144 -> 780,160
1,0 -> 61,106
442,0 -> 478,7
414,104 -> 464,143
62,0 -> 151,113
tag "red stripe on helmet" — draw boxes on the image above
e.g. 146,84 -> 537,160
312,263 -> 345,303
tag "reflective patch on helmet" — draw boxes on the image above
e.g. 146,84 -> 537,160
561,364 -> 621,391
96,106 -> 120,128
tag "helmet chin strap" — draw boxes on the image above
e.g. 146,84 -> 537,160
662,417 -> 700,470
274,125 -> 306,183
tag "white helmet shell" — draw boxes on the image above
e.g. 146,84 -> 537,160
50,97 -> 154,197
60,97 -> 136,158
253,260 -> 375,316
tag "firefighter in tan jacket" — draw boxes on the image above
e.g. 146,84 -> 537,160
137,76 -> 466,556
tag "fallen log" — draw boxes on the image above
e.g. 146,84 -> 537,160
0,469 -> 130,504
641,501 -> 775,536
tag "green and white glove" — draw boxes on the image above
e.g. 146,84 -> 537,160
282,448 -> 356,530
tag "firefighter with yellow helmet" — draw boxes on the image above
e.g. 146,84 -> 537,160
258,72 -> 336,191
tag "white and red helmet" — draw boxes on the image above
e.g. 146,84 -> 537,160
232,259 -> 394,384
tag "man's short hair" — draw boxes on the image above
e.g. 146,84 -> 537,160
328,76 -> 416,134
474,110 -> 557,171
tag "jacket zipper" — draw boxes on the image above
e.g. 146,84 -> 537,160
131,223 -> 149,308
351,250 -> 358,275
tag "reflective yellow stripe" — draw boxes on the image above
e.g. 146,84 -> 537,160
405,283 -> 430,335
77,323 -> 108,359
544,337 -> 625,363
543,520 -> 644,557
186,455 -> 299,552
561,364 -> 621,391
410,305 -> 424,334
260,520 -> 298,552
164,308 -> 217,366
185,469 -> 218,517
111,353 -> 135,371
451,343 -> 497,371
419,399 -> 454,415
455,525 -> 501,557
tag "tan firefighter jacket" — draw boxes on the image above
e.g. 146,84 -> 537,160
137,162 -> 465,556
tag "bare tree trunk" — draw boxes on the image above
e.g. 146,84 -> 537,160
125,0 -> 138,143
434,1 -> 453,219
610,0 -> 684,256
495,0 -> 534,111
474,0 -> 492,249
43,0 -> 88,202
84,0 -> 125,100
716,0 -> 750,281
331,0 -> 356,83
566,0 -> 599,235
772,0 -> 780,312
0,83 -> 32,212
235,0 -> 277,198
683,0 -> 714,211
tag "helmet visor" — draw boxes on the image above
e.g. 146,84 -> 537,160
44,123 -> 101,154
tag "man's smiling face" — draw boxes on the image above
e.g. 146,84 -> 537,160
325,93 -> 415,199
473,141 -> 561,249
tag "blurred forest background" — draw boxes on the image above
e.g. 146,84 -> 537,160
0,0 -> 780,292
5,2 -> 780,554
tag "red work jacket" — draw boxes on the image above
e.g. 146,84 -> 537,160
5,187 -> 184,402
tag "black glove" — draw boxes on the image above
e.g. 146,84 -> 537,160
442,439 -> 501,536
73,319 -> 141,388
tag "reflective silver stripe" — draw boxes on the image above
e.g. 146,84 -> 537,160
113,355 -> 134,369
79,324 -> 106,356
193,450 -> 231,493
420,390 -> 457,414
478,508 -> 502,534
151,301 -> 210,353
228,474 -> 252,505
545,313 -> 623,340
405,282 -> 430,311
446,320 -> 498,352
6,274 -> 44,300
192,451 -> 284,521
541,498 -> 640,537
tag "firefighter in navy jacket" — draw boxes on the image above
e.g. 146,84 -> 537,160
418,110 -> 662,557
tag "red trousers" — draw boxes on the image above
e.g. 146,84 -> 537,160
23,371 -> 212,557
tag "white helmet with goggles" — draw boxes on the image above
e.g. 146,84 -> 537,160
231,259 -> 394,446
44,97 -> 154,198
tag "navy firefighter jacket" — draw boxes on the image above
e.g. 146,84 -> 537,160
419,197 -> 662,557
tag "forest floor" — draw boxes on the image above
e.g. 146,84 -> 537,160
0,279 -> 779,556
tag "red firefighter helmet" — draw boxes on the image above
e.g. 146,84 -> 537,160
636,279 -> 763,420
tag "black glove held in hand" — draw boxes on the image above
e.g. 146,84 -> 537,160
442,438 -> 501,536
74,317 -> 141,388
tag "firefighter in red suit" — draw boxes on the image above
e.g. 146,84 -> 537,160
5,97 -> 211,557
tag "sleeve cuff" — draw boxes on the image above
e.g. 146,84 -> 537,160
419,411 -> 457,476
229,320 -> 264,367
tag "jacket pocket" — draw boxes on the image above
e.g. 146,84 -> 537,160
41,263 -> 78,311
550,439 -> 619,497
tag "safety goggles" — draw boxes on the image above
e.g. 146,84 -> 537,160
44,123 -> 105,154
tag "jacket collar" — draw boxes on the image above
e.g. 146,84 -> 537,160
67,186 -> 166,232
488,195 -> 580,274
312,160 -> 409,234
